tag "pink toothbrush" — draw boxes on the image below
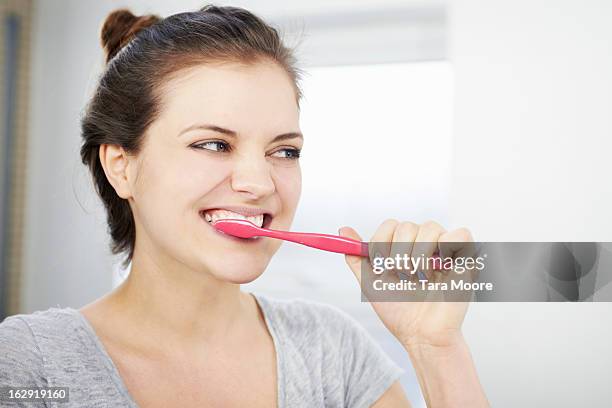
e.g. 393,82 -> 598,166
212,218 -> 368,257
213,219 -> 443,273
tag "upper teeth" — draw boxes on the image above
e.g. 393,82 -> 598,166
203,209 -> 265,228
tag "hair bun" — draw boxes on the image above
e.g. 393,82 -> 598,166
100,8 -> 160,63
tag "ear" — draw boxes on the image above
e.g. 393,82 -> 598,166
99,144 -> 134,199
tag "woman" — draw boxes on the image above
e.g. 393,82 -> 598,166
0,5 -> 488,407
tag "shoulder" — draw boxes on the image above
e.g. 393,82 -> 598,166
1,307 -> 78,342
0,314 -> 38,356
0,308 -> 78,384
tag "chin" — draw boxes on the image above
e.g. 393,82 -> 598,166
205,255 -> 271,284
214,267 -> 266,284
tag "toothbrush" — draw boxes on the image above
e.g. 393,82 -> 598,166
212,218 -> 368,256
212,219 -> 443,274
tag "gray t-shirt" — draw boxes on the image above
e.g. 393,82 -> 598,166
0,293 -> 404,407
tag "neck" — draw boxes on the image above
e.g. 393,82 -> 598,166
95,242 -> 259,352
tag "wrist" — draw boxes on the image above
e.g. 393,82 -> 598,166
402,332 -> 490,407
401,329 -> 466,354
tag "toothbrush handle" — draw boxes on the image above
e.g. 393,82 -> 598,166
261,227 -> 443,266
263,229 -> 369,257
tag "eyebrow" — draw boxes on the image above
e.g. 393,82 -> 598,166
178,123 -> 303,143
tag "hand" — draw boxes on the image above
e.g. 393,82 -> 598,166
339,219 -> 476,349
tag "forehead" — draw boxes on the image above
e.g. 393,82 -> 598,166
155,61 -> 300,135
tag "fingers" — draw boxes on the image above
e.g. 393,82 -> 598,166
369,219 -> 399,262
389,221 -> 419,277
339,221 -> 402,298
340,221 -> 476,302
413,220 -> 446,280
338,226 -> 364,284
438,227 -> 475,259
369,219 -> 401,286
438,227 -> 479,294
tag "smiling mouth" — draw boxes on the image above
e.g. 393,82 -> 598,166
199,209 -> 273,230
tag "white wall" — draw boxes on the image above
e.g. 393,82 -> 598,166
450,0 -> 612,406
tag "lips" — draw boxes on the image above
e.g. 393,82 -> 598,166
204,209 -> 264,227
199,206 -> 273,230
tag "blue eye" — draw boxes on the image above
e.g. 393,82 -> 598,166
191,141 -> 230,152
271,148 -> 301,160
190,141 -> 300,160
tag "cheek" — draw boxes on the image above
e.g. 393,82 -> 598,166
274,165 -> 302,211
176,153 -> 233,199
133,149 -> 233,217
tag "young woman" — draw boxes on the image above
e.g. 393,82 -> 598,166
0,5 -> 488,407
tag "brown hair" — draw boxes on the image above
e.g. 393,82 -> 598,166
80,5 -> 302,267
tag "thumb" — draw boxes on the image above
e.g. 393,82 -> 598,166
338,225 -> 362,241
338,226 -> 365,284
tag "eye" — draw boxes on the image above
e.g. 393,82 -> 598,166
270,148 -> 301,160
191,140 -> 230,152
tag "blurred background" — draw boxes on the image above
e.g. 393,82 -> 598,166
1,0 -> 611,406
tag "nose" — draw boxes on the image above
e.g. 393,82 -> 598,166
230,155 -> 275,199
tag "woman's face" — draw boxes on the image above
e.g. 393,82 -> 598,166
126,61 -> 302,283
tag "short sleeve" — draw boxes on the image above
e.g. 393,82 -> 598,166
0,315 -> 48,405
326,307 -> 405,408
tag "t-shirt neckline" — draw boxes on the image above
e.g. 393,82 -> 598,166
65,292 -> 284,407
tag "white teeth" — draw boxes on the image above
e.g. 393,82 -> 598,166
203,209 -> 265,228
